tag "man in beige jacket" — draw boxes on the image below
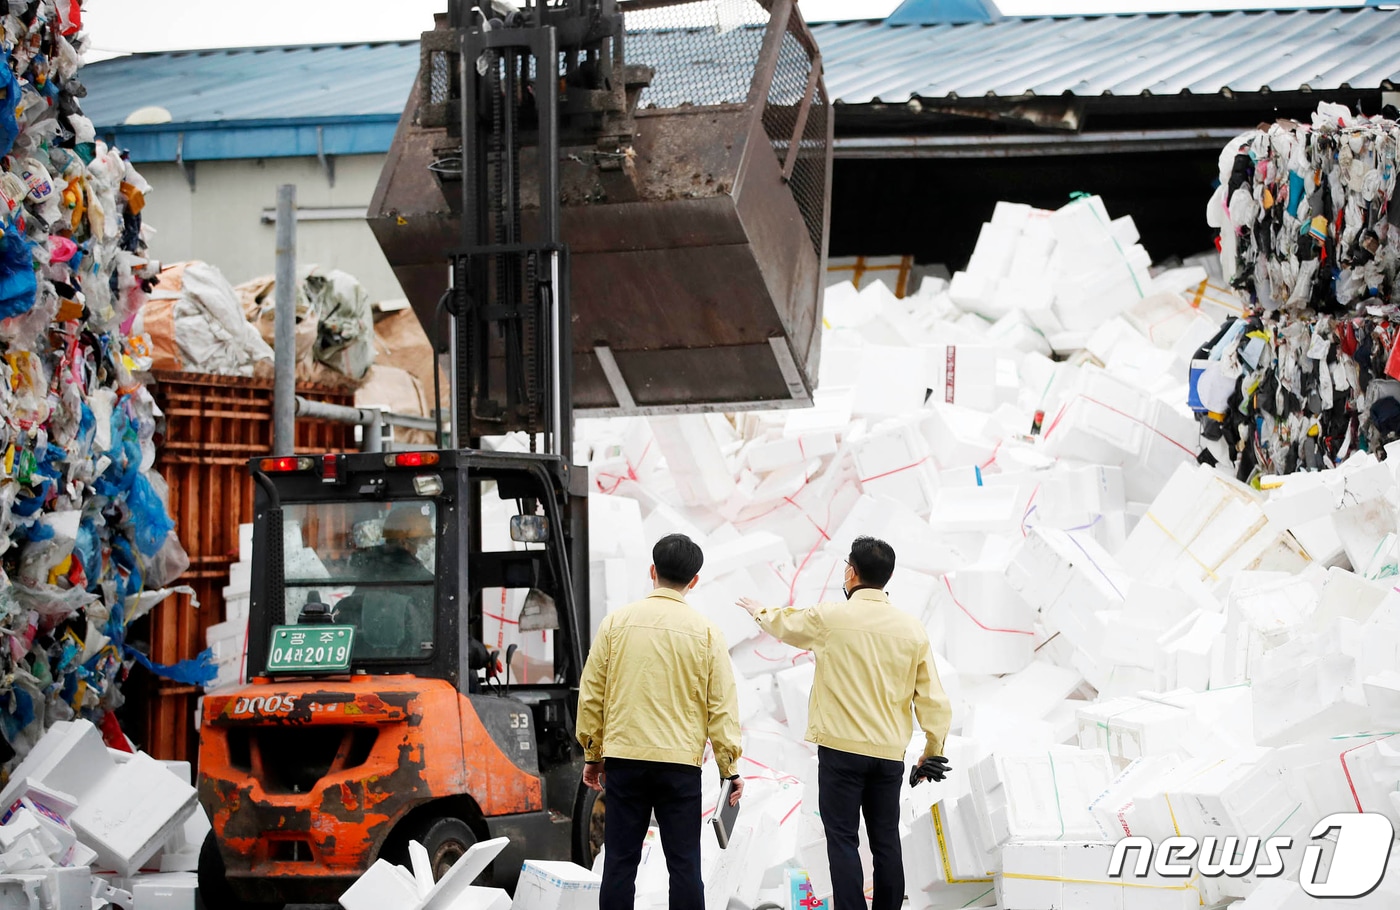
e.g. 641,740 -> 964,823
739,535 -> 951,910
577,533 -> 743,910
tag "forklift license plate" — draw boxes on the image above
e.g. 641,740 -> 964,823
267,625 -> 355,673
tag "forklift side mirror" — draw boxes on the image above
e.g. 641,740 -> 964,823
510,514 -> 550,543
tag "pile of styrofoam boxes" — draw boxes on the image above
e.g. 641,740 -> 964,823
557,194 -> 1400,907
0,719 -> 209,909
203,523 -> 253,694
339,834 -> 601,910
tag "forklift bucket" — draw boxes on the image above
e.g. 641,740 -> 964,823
369,0 -> 832,420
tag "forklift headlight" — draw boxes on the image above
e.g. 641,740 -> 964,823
510,515 -> 550,543
413,474 -> 445,497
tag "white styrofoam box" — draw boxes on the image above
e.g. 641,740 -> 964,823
968,748 -> 1114,858
1120,463 -> 1283,588
128,872 -> 196,910
999,841 -> 1198,910
0,721 -> 114,810
37,867 -> 89,910
640,502 -> 707,553
948,271 -> 993,315
419,836 -> 510,910
734,474 -> 861,560
226,561 -> 251,593
0,812 -> 58,872
0,874 -> 44,909
919,404 -> 997,470
702,805 -> 774,910
515,856 -> 602,907
1077,698 -> 1186,763
963,661 -> 1083,724
1,807 -> 72,868
647,415 -> 735,507
703,530 -> 790,580
1154,609 -> 1226,692
936,797 -> 997,884
992,200 -> 1036,229
928,485 -> 1025,535
987,306 -> 1055,358
966,222 -> 1019,285
852,345 -> 927,419
156,802 -> 208,872
745,431 -> 838,475
687,571 -> 763,646
1039,371 -> 1196,502
237,523 -> 254,563
1107,581 -> 1198,665
1334,498 -> 1400,584
927,345 -> 998,412
339,859 -> 420,910
221,589 -> 250,624
1005,528 -> 1126,689
70,752 -> 197,878
774,663 -> 815,740
850,419 -> 938,516
1363,671 -> 1400,726
1250,653 -> 1371,746
937,569 -> 1035,676
1123,290 -> 1219,351
1087,754 -> 1182,841
902,810 -> 998,909
587,492 -> 646,563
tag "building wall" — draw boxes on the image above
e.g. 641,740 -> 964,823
136,154 -> 407,303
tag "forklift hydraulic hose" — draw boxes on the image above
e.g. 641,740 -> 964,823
432,288 -> 452,450
252,470 -> 281,509
252,470 -> 287,627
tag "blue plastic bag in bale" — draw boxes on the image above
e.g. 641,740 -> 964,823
74,518 -> 99,591
125,646 -> 216,687
0,64 -> 19,160
0,219 -> 35,320
126,472 -> 174,556
108,536 -> 142,600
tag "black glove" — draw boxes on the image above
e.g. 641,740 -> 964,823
909,756 -> 951,787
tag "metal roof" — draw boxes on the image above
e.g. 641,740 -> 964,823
79,7 -> 1400,162
814,7 -> 1400,103
82,41 -> 420,123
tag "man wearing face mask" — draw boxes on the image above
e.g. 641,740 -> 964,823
737,536 -> 951,910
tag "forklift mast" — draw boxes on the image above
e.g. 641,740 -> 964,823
446,0 -> 629,451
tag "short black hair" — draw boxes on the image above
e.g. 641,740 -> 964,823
849,536 -> 896,588
653,533 -> 704,587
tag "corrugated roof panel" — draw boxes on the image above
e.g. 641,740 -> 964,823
82,42 -> 421,127
811,7 -> 1400,102
79,6 -> 1400,137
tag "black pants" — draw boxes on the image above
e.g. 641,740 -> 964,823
600,757 -> 703,910
817,745 -> 905,910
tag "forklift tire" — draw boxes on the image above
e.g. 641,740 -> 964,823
573,784 -> 605,868
196,833 -> 284,910
403,816 -> 479,884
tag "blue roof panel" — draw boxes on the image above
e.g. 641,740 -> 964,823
79,7 -> 1400,161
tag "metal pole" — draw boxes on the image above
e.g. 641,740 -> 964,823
273,185 -> 297,456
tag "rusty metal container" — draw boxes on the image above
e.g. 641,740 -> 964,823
369,0 -> 831,415
136,373 -> 358,762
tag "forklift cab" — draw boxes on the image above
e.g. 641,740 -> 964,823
196,449 -> 593,906
246,448 -> 590,697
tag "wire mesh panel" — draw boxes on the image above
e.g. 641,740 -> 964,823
762,17 -> 827,256
624,0 -> 769,108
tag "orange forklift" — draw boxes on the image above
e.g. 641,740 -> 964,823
195,0 -> 832,905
